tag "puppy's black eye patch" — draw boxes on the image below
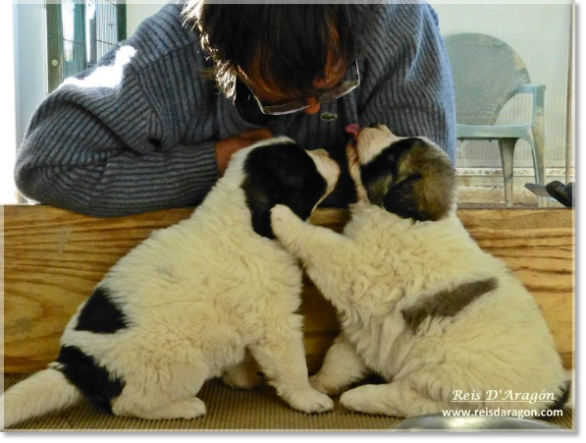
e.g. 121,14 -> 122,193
360,144 -> 407,207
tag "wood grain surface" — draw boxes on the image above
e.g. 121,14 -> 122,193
2,205 -> 574,373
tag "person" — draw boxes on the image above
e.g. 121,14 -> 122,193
14,0 -> 456,218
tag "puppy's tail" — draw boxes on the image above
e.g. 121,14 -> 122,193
1,368 -> 83,429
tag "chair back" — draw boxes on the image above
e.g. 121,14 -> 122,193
445,33 -> 531,125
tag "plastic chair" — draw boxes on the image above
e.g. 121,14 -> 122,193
445,33 -> 546,207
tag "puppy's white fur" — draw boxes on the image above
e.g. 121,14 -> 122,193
2,139 -> 339,428
271,126 -> 568,417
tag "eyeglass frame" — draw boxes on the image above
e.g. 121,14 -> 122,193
239,60 -> 361,116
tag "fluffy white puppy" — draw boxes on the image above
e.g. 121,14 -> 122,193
2,137 -> 340,428
270,125 -> 570,417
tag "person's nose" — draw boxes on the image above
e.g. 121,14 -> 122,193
303,97 -> 321,115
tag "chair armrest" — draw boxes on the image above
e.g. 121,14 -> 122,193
517,84 -> 545,127
518,84 -> 546,95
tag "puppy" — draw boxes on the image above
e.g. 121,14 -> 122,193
1,137 -> 340,428
270,125 -> 570,417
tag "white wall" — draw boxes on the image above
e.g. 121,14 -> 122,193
126,1 -> 165,36
1,2 -> 18,203
14,3 -> 48,153
11,3 -> 49,204
2,2 -> 48,204
433,3 -> 572,168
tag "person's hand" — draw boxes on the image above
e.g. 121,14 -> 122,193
215,128 -> 273,176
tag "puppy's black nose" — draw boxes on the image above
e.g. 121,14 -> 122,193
368,122 -> 379,128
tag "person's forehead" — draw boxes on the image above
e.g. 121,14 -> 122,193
246,58 -> 348,98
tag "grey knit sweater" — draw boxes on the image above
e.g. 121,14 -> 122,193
15,1 -> 456,217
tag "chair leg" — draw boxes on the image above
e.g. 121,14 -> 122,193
530,127 -> 547,208
498,138 -> 517,208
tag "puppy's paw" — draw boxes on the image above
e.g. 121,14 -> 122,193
221,367 -> 262,390
341,385 -> 381,414
285,388 -> 334,414
119,397 -> 207,420
340,386 -> 370,412
270,204 -> 301,245
309,373 -> 345,396
178,397 -> 207,420
271,204 -> 297,227
340,385 -> 398,416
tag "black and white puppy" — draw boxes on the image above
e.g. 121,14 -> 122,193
271,125 -> 570,417
1,137 -> 339,428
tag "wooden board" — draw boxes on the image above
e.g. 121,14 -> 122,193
1,205 -> 574,373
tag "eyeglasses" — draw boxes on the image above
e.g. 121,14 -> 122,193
240,60 -> 360,116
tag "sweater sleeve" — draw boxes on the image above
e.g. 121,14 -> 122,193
15,46 -> 219,218
358,2 -> 457,163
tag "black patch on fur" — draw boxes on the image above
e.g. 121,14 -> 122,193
548,380 -> 571,410
56,345 -> 125,413
242,142 -> 328,239
402,278 -> 498,333
360,137 -> 454,221
75,286 -> 128,334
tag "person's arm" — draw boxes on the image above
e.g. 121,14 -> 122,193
15,41 -> 271,218
16,93 -> 271,219
358,2 -> 457,163
14,71 -> 218,217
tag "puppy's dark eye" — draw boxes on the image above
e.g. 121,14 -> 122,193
396,173 -> 422,186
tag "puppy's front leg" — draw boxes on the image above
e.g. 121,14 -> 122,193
271,205 -> 345,260
271,204 -> 355,270
271,204 -> 358,307
250,317 -> 333,414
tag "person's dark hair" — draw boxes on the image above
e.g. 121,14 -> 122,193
183,1 -> 375,99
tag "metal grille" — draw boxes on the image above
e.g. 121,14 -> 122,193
61,0 -> 86,79
87,0 -> 121,68
48,0 -> 126,92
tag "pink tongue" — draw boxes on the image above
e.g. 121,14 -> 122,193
345,123 -> 361,139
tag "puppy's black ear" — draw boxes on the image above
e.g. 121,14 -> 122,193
242,143 -> 328,239
383,169 -> 455,222
360,148 -> 398,207
242,173 -> 280,239
386,160 -> 455,222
